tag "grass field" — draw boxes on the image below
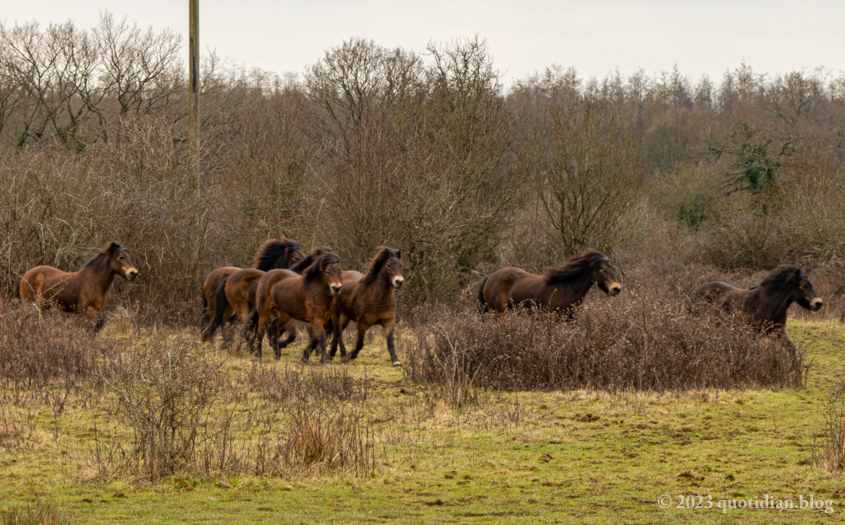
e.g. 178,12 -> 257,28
0,319 -> 843,524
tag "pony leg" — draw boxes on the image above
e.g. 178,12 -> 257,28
276,321 -> 297,356
318,331 -> 329,364
266,318 -> 281,350
250,312 -> 272,359
338,319 -> 351,360
383,319 -> 401,367
302,328 -> 320,363
349,323 -> 372,361
329,315 -> 349,360
85,305 -> 105,332
311,320 -> 329,364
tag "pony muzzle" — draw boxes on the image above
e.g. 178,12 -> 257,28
125,268 -> 139,281
393,276 -> 405,289
811,297 -> 824,311
330,283 -> 343,296
608,283 -> 622,296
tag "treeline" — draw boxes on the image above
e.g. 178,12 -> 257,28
1,14 -> 844,316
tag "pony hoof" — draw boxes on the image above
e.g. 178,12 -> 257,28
341,356 -> 351,363
392,361 -> 402,367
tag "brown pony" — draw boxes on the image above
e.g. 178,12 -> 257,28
19,241 -> 138,328
249,246 -> 345,352
249,249 -> 343,362
201,239 -> 303,341
328,247 -> 404,366
690,265 -> 823,332
478,250 -> 621,314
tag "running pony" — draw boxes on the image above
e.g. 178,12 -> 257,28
690,265 -> 823,332
329,247 -> 404,366
19,241 -> 138,328
478,250 -> 621,314
249,249 -> 343,362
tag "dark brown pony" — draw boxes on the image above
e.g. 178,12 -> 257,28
690,265 -> 823,332
249,249 -> 343,363
478,250 -> 621,314
328,247 -> 404,366
251,246 -> 346,352
201,239 -> 303,341
19,241 -> 138,328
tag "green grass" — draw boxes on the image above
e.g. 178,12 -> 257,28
0,320 -> 843,524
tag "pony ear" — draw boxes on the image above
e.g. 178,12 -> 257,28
104,241 -> 122,254
396,249 -> 402,259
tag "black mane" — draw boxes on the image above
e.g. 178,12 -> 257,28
302,252 -> 341,283
253,238 -> 300,272
761,265 -> 804,290
543,250 -> 608,284
83,241 -> 123,269
290,246 -> 334,274
361,247 -> 400,287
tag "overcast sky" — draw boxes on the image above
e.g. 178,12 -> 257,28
2,1 -> 843,87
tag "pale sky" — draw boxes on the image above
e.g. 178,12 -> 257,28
2,1 -> 843,86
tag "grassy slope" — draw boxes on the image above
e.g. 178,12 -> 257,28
1,320 -> 843,524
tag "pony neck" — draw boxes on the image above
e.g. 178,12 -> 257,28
548,273 -> 595,305
365,271 -> 396,297
82,254 -> 118,293
750,284 -> 793,319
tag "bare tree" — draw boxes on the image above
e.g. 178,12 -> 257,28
305,38 -> 423,130
536,101 -> 646,255
94,12 -> 182,119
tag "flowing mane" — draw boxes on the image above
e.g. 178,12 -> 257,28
543,250 -> 608,284
361,247 -> 400,287
253,238 -> 300,271
83,241 -> 123,269
761,265 -> 804,289
290,246 -> 334,274
302,251 -> 341,283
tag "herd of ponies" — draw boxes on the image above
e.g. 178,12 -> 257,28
17,238 -> 824,366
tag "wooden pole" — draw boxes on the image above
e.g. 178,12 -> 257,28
189,0 -> 200,194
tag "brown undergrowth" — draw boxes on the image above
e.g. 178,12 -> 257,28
403,276 -> 804,394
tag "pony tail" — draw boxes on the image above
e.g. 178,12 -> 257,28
14,279 -> 21,301
478,276 -> 489,314
202,278 -> 231,340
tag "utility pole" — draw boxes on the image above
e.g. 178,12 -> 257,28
189,0 -> 200,194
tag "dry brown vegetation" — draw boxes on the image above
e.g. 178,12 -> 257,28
0,498 -> 75,525
0,17 -> 842,319
404,269 -> 804,395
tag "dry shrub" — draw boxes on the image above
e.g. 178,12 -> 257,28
246,363 -> 364,404
812,377 -> 845,472
246,365 -> 374,477
1,499 -> 75,525
102,335 -> 224,480
93,358 -> 374,480
404,284 -> 802,393
0,297 -> 108,396
693,153 -> 845,270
